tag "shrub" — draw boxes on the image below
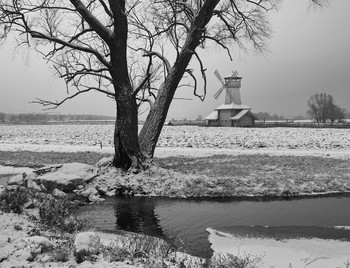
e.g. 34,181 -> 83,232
51,239 -> 75,262
39,197 -> 85,233
0,187 -> 29,214
207,253 -> 263,268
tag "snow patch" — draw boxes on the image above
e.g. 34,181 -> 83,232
206,227 -> 350,268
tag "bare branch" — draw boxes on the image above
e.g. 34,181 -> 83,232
69,0 -> 112,44
202,35 -> 233,60
30,88 -> 93,110
142,51 -> 171,74
30,30 -> 110,68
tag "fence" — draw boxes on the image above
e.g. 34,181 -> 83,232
254,121 -> 350,129
167,120 -> 206,126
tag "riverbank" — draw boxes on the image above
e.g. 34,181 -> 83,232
1,146 -> 350,198
1,146 -> 350,267
0,209 -> 205,267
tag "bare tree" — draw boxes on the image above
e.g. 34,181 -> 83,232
329,105 -> 346,123
0,0 -> 327,170
0,112 -> 5,123
307,92 -> 344,123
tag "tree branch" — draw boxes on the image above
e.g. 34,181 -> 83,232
69,0 -> 113,44
30,30 -> 110,68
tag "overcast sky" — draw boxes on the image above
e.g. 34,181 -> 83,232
0,0 -> 349,120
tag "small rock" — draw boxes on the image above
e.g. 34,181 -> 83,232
14,225 -> 22,231
72,199 -> 87,207
36,253 -> 52,263
0,185 -> 5,195
74,232 -> 101,262
79,187 -> 98,198
105,190 -> 115,197
88,193 -> 105,203
27,180 -> 42,191
25,236 -> 54,251
23,172 -> 37,184
52,188 -> 67,198
7,173 -> 26,186
30,243 -> 42,256
77,185 -> 84,190
96,185 -> 108,196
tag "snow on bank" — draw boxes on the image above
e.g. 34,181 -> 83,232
0,143 -> 115,154
0,165 -> 33,175
207,227 -> 350,268
1,143 -> 350,159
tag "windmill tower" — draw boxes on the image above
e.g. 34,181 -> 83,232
204,70 -> 257,127
214,70 -> 242,105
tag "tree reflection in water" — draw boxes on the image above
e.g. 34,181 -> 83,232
114,196 -> 164,237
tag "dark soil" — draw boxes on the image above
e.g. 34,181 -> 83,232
0,150 -> 112,168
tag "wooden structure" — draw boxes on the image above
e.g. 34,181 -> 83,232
205,71 -> 257,127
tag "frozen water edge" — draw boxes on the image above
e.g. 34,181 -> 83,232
207,227 -> 350,268
1,143 -> 350,159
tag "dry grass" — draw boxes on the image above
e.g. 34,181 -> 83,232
0,150 -> 111,168
2,150 -> 350,197
155,154 -> 350,197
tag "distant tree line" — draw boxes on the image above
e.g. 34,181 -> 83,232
0,113 -> 115,124
255,112 -> 288,121
307,93 -> 347,123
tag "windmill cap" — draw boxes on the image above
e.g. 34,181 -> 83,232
224,76 -> 242,80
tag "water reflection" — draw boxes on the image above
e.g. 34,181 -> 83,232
114,197 -> 164,237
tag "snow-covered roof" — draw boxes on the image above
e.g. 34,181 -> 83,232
230,110 -> 258,121
215,103 -> 251,110
204,111 -> 218,120
229,110 -> 249,121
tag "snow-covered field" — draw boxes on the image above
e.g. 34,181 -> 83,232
1,124 -> 350,158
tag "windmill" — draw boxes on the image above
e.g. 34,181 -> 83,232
205,70 -> 256,127
213,70 -> 241,105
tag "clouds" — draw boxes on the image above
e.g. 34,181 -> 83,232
0,0 -> 349,119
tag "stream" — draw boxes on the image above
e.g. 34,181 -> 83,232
79,195 -> 350,258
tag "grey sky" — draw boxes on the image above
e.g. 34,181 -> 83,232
0,0 -> 349,120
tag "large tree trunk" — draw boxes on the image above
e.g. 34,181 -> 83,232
109,0 -> 148,171
113,92 -> 147,171
139,60 -> 192,157
139,0 -> 219,157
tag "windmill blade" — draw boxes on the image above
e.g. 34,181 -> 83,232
214,69 -> 224,85
232,70 -> 238,78
214,86 -> 225,100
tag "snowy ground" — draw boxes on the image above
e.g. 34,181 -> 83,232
207,227 -> 350,268
1,124 -> 350,266
1,125 -> 350,159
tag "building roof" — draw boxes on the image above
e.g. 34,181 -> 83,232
230,109 -> 259,121
204,111 -> 218,120
229,109 -> 249,121
215,103 -> 251,110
